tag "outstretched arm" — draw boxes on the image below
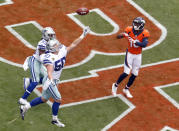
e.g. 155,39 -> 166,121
67,26 -> 90,53
116,32 -> 128,39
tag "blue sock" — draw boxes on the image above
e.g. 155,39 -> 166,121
52,102 -> 61,116
127,74 -> 136,88
22,82 -> 38,99
30,97 -> 44,107
116,73 -> 128,85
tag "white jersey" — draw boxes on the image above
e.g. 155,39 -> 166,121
33,39 -> 48,61
40,45 -> 67,80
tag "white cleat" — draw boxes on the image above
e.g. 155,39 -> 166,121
123,89 -> 133,98
18,98 -> 29,105
23,77 -> 30,90
112,83 -> 118,96
20,105 -> 28,120
51,118 -> 65,127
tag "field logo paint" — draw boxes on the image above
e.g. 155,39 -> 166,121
67,8 -> 119,36
0,0 -> 13,6
161,126 -> 179,131
154,82 -> 179,109
5,21 -> 43,50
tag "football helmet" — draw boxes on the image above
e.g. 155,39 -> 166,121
132,17 -> 145,31
42,27 -> 56,41
46,39 -> 61,53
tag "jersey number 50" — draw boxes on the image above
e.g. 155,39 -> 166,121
54,57 -> 66,71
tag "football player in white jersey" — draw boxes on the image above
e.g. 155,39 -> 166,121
19,27 -> 56,105
19,26 -> 90,127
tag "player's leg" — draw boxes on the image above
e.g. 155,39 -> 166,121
20,96 -> 47,120
48,80 -> 65,127
20,84 -> 51,120
24,63 -> 47,90
112,50 -> 132,96
19,57 -> 40,104
124,54 -> 141,98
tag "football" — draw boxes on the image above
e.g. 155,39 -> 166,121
76,7 -> 89,15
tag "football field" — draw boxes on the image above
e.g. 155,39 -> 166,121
0,0 -> 179,131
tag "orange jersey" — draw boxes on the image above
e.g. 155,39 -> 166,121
124,26 -> 150,54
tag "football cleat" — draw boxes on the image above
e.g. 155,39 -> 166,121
18,98 -> 29,105
23,77 -> 30,90
112,83 -> 118,96
123,89 -> 133,98
51,118 -> 65,127
20,105 -> 28,120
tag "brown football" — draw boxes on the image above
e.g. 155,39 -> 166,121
76,7 -> 89,15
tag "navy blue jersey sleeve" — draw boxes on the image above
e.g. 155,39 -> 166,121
135,38 -> 148,47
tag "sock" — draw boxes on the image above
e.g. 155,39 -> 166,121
52,102 -> 61,116
116,73 -> 128,85
30,97 -> 44,107
52,115 -> 58,120
125,85 -> 129,90
22,82 -> 38,99
126,74 -> 137,88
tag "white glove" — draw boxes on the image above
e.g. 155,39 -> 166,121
80,26 -> 90,39
23,56 -> 30,71
128,37 -> 139,44
43,78 -> 56,90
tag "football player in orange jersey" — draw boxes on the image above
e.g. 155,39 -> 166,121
112,17 -> 150,98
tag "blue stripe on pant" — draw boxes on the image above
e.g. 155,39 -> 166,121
30,56 -> 37,82
48,85 -> 60,100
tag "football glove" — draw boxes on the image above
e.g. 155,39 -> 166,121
43,78 -> 56,90
23,56 -> 30,71
80,26 -> 90,39
117,33 -> 128,39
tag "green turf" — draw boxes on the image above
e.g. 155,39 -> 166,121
0,0 -> 5,4
162,85 -> 179,102
75,12 -> 114,34
0,62 -> 129,130
12,23 -> 41,47
0,0 -> 179,130
134,0 -> 179,64
60,97 -> 129,131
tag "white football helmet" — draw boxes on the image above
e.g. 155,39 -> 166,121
46,39 -> 61,53
42,27 -> 56,41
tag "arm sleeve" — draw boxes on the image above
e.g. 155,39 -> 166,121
37,40 -> 46,50
40,54 -> 53,65
135,38 -> 148,47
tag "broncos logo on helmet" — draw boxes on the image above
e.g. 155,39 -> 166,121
132,17 -> 145,31
42,27 -> 56,41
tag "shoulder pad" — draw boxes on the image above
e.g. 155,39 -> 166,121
143,29 -> 150,37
